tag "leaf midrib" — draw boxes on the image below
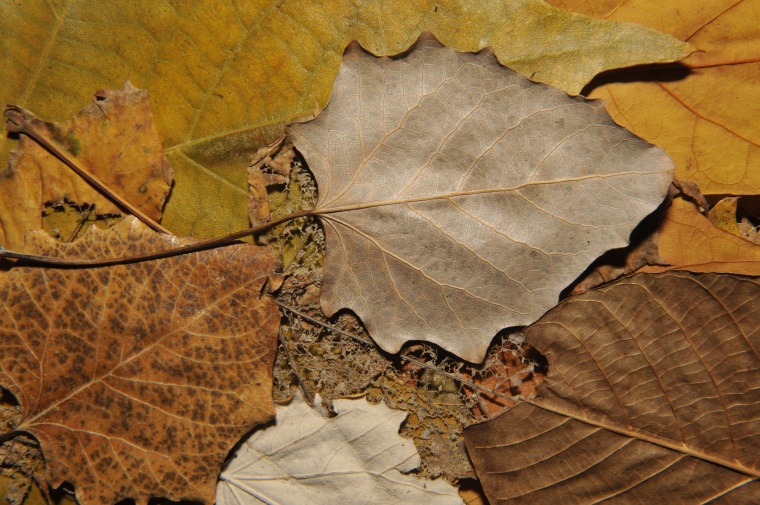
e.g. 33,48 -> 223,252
313,171 -> 669,215
526,397 -> 760,478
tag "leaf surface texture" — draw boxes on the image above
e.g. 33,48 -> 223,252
0,218 -> 280,505
654,197 -> 760,274
288,36 -> 674,361
217,392 -> 462,505
465,272 -> 760,503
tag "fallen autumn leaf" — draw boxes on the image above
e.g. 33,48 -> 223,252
218,392 -> 463,505
0,218 -> 280,505
654,197 -> 760,275
466,271 -> 760,503
288,34 -> 674,362
0,82 -> 173,251
549,0 -> 760,195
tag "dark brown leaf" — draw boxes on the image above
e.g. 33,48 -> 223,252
465,272 -> 760,503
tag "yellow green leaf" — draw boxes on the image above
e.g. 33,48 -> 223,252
1,0 -> 689,238
708,196 -> 742,237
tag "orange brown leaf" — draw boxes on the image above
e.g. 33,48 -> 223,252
548,0 -> 760,195
654,197 -> 760,274
0,82 -> 173,250
0,218 -> 280,505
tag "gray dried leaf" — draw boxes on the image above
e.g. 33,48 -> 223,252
288,35 -> 673,362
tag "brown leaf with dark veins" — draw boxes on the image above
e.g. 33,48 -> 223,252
288,34 -> 673,362
465,272 -> 760,503
0,81 -> 173,250
0,218 -> 280,505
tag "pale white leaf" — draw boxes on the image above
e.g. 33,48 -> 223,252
217,393 -> 462,505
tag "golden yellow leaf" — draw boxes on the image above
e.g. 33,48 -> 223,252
656,197 -> 760,274
548,0 -> 760,195
0,0 -> 688,238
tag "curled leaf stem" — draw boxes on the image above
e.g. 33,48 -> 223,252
4,104 -> 170,234
0,210 -> 316,268
0,429 -> 34,445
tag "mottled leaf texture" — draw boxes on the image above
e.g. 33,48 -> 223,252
0,81 -> 173,250
217,392 -> 462,505
288,36 -> 674,362
0,218 -> 280,505
465,272 -> 760,503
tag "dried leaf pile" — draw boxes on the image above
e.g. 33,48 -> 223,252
0,0 -> 688,240
1,2 -> 758,505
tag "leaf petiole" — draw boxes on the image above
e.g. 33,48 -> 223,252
0,429 -> 35,445
4,104 -> 171,234
0,209 -> 316,268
